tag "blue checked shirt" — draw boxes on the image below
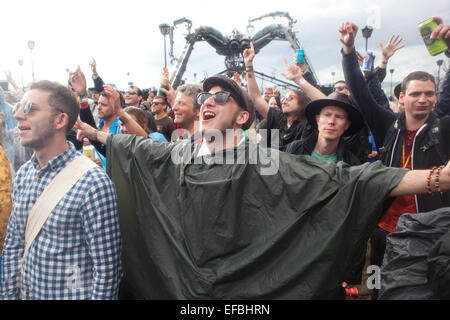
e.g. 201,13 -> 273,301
0,143 -> 122,300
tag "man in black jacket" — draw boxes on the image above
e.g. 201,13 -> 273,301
339,19 -> 450,299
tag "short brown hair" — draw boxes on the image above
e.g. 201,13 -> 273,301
123,106 -> 148,133
401,71 -> 436,92
29,80 -> 79,132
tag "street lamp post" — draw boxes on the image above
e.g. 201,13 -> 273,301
437,59 -> 444,93
18,59 -> 24,90
331,72 -> 335,85
361,26 -> 373,52
390,69 -> 395,97
159,23 -> 171,69
27,40 -> 35,81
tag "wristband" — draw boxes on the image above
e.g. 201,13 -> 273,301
92,129 -> 98,142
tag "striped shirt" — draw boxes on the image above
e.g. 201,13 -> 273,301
0,143 -> 122,300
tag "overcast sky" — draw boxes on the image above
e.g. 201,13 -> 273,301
1,0 -> 449,92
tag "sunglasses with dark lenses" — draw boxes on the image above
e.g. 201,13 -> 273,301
13,101 -> 33,114
334,86 -> 348,92
197,91 -> 231,106
126,91 -> 137,95
151,101 -> 165,106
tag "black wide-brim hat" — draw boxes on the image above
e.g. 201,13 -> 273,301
203,75 -> 255,130
394,83 -> 401,100
305,92 -> 364,137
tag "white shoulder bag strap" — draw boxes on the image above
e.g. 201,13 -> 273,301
23,155 -> 98,262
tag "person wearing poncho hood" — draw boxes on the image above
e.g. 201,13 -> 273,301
76,74 -> 450,300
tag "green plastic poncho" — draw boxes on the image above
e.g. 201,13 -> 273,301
106,134 -> 407,299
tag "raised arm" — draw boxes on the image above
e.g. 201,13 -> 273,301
90,58 -> 105,93
103,86 -> 148,138
377,34 -> 404,82
243,42 -> 270,118
339,21 -> 397,148
431,17 -> 450,117
281,58 -> 326,101
159,67 -> 177,106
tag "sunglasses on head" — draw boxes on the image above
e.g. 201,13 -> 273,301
334,86 -> 347,92
13,101 -> 33,114
197,91 -> 231,106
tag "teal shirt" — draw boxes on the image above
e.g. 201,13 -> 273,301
311,150 -> 337,163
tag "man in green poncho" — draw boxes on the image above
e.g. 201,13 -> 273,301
75,74 -> 450,300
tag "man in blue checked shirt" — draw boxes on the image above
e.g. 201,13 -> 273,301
0,80 -> 122,300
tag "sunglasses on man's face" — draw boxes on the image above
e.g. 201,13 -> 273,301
197,91 -> 231,106
126,91 -> 137,95
151,101 -> 165,106
281,94 -> 298,103
334,86 -> 348,92
13,101 -> 33,114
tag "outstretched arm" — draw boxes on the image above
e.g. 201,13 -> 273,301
74,119 -> 109,145
243,42 -> 270,118
390,162 -> 450,197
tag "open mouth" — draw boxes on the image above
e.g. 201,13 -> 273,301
202,111 -> 216,121
18,125 -> 31,133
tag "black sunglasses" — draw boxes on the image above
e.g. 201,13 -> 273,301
126,91 -> 137,95
197,91 -> 231,106
151,101 -> 165,106
334,86 -> 348,92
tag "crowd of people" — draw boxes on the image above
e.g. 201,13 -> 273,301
0,17 -> 449,300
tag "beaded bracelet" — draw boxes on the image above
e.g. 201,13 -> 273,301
434,165 -> 445,195
426,166 -> 437,195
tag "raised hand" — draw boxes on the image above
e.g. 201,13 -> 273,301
281,58 -> 303,83
89,58 -> 97,75
233,72 -> 242,86
69,66 -> 87,95
430,17 -> 450,47
339,21 -> 358,51
379,35 -> 405,62
243,42 -> 256,66
355,51 -> 364,66
159,81 -> 176,106
102,85 -> 121,113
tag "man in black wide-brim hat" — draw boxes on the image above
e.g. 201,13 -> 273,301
286,91 -> 365,166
